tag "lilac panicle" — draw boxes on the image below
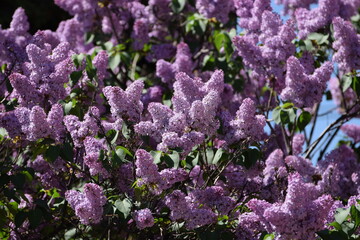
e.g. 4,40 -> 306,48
234,0 -> 272,31
83,136 -> 109,177
164,189 -> 218,230
63,108 -> 100,148
57,18 -> 91,52
10,7 -> 30,35
280,56 -> 333,108
54,0 -> 97,16
332,17 -> 360,72
295,0 -> 339,39
141,86 -> 164,106
147,43 -> 176,62
173,43 -> 193,75
28,156 -> 65,191
47,104 -> 65,142
275,0 -> 316,15
65,183 -> 107,225
234,13 -> 295,91
248,173 -> 334,240
196,0 -> 233,23
9,41 -> 75,107
341,124 -> 360,143
263,149 -> 287,185
0,111 -> 23,138
148,0 -> 172,22
9,73 -> 42,108
156,42 -> 193,85
133,209 -> 155,229
318,145 -> 360,198
159,168 -> 188,190
173,72 -> 204,104
103,80 -> 144,122
136,70 -> 224,154
227,98 -> 266,143
164,190 -> 189,221
233,35 -> 263,72
291,133 -> 304,155
0,104 -> 64,142
285,155 -> 316,180
27,106 -> 50,141
131,19 -> 150,50
237,212 -> 266,239
93,50 -> 108,82
329,77 -> 358,114
135,149 -> 161,190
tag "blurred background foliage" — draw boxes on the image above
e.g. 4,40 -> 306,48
0,0 -> 70,33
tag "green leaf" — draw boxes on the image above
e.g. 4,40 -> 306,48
70,71 -> 83,86
15,211 -> 28,228
238,148 -> 261,169
205,149 -> 214,164
28,208 -> 43,229
163,99 -> 172,107
272,107 -> 281,124
171,0 -> 186,13
192,152 -> 200,166
106,129 -> 120,145
186,14 -> 208,35
214,33 -> 225,52
7,201 -> 19,214
329,221 -> 342,231
59,142 -> 73,162
282,102 -> 294,109
317,229 -> 348,240
85,55 -> 97,80
342,75 -> 352,92
263,233 -> 275,240
298,111 -> 312,131
109,52 -> 121,71
280,108 -> 296,125
64,228 -> 77,240
21,170 -> 34,182
103,41 -> 114,51
335,207 -> 351,224
71,53 -> 85,68
350,205 -> 360,227
85,32 -> 95,44
116,146 -> 133,157
0,206 -> 7,229
168,152 -> 180,168
352,75 -> 360,96
212,148 -> 224,165
197,18 -> 207,34
10,174 -> 25,189
1,64 -> 7,73
63,101 -> 73,115
223,33 -> 233,57
121,122 -> 131,140
280,110 -> 290,124
326,90 -> 332,100
44,145 -> 60,162
114,199 -> 132,218
170,222 -> 185,231
151,151 -> 162,164
308,33 -> 329,45
304,39 -> 313,51
110,150 -> 122,167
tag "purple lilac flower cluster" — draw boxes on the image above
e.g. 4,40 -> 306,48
1,0 -> 360,239
65,183 -> 107,224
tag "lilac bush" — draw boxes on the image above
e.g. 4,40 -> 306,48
1,0 -> 360,239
